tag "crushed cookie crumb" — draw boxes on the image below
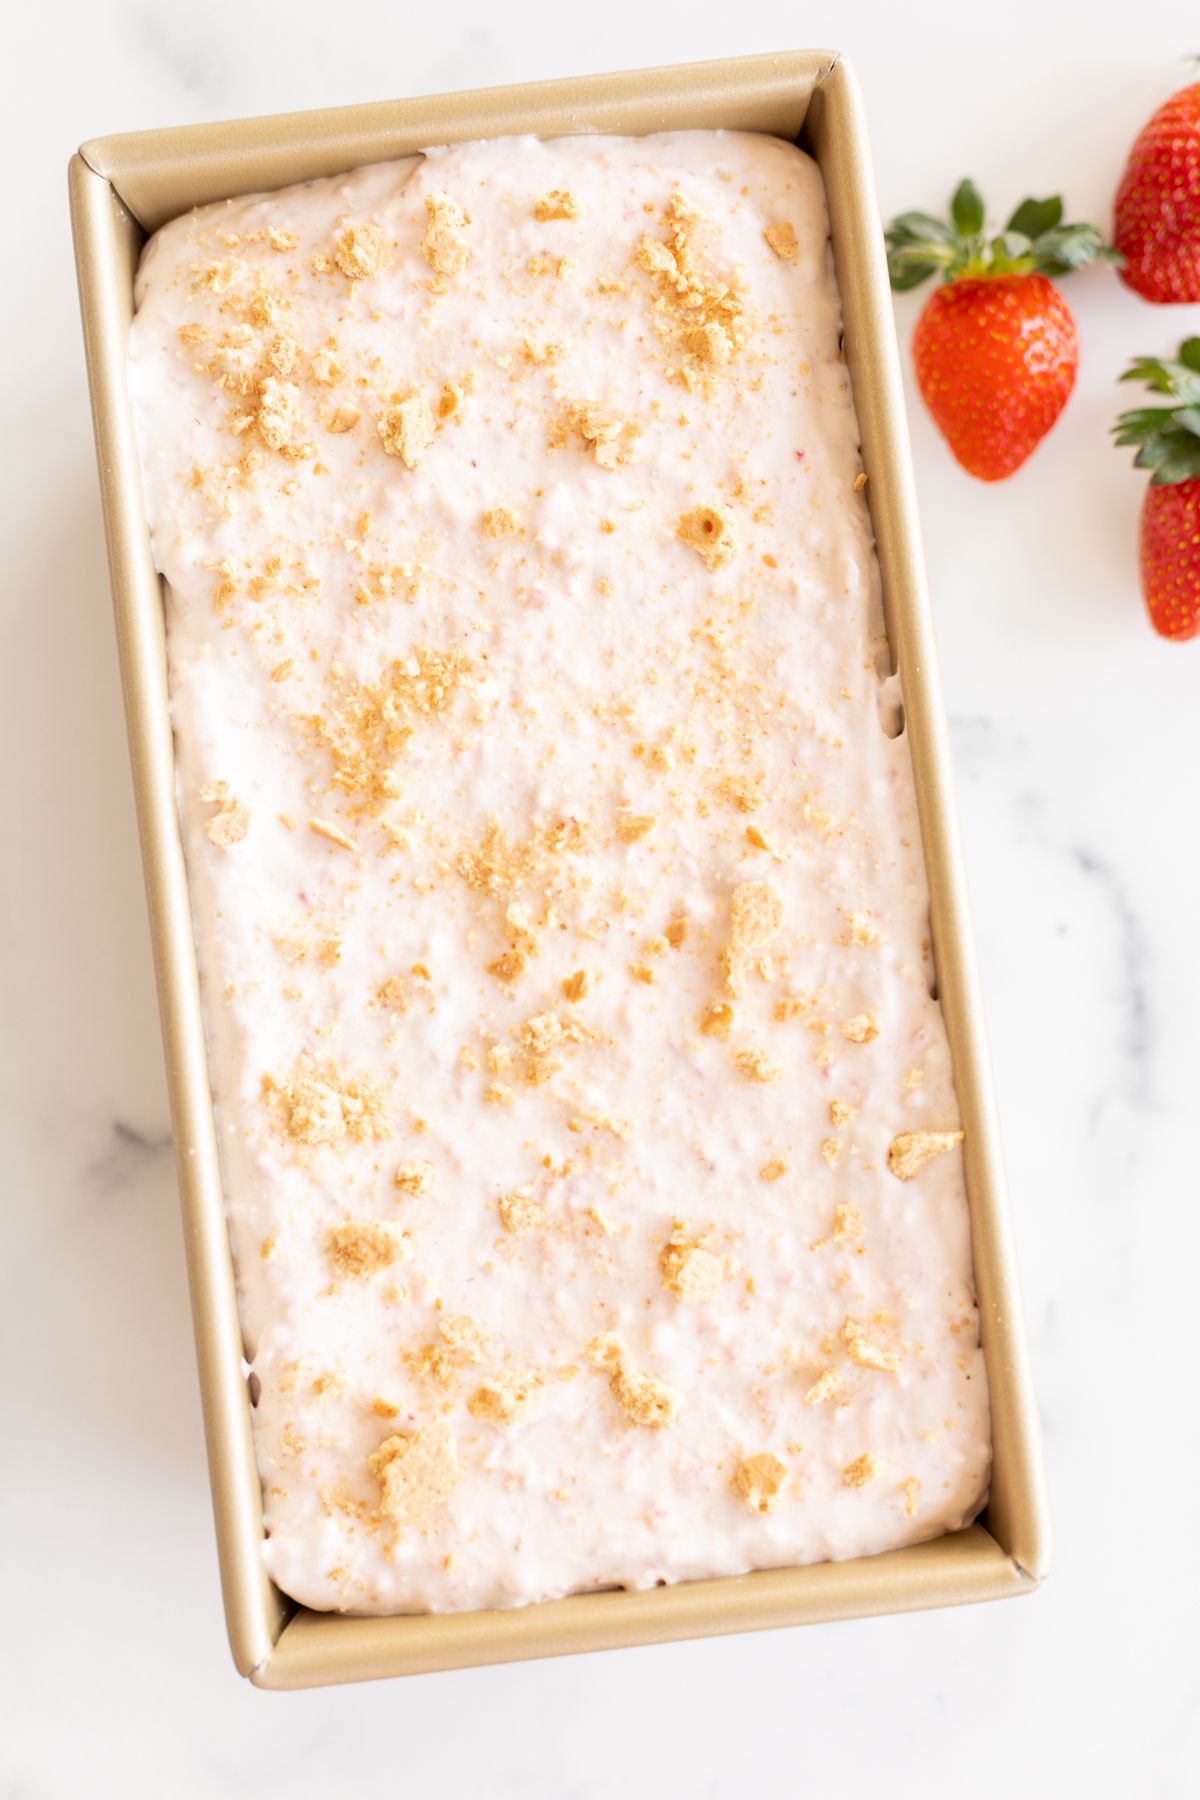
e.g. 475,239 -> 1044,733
394,1157 -> 436,1198
729,881 -> 782,950
904,1477 -> 921,1516
760,1158 -> 788,1182
665,917 -> 689,949
843,909 -> 880,947
561,969 -> 595,1003
328,1218 -> 406,1280
732,1452 -> 787,1513
498,1185 -> 543,1235
804,1368 -> 840,1405
481,506 -> 520,538
377,392 -> 435,469
369,1420 -> 459,1525
615,810 -> 656,844
819,1137 -> 841,1168
832,1202 -> 864,1245
586,1332 -> 683,1429
262,1053 -> 388,1148
200,780 -> 250,846
468,1369 -> 544,1423
843,1452 -> 881,1489
840,1012 -> 879,1045
829,1098 -> 856,1128
421,193 -> 470,277
699,999 -> 735,1039
841,1317 -> 900,1374
309,817 -> 358,853
887,1130 -> 964,1180
763,220 -> 798,259
660,1222 -> 723,1302
677,503 -> 739,570
535,189 -> 579,221
733,1045 -> 785,1084
333,221 -> 393,280
484,1081 -> 516,1106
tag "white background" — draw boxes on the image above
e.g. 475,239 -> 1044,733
4,2 -> 1198,1795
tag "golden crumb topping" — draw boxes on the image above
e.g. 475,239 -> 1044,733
904,1477 -> 921,1517
840,1012 -> 879,1045
535,189 -> 579,221
635,194 -> 749,388
333,220 -> 394,280
369,1420 -> 459,1525
842,1452 -> 881,1489
586,1332 -> 683,1428
760,1158 -> 788,1182
561,969 -> 595,1003
201,780 -> 250,846
677,503 -> 739,570
481,506 -> 520,537
261,1052 -> 388,1148
763,220 -> 798,259
615,810 -> 657,844
557,402 -> 641,469
804,1368 -> 841,1405
841,1317 -> 899,1374
887,1130 -> 964,1181
729,880 -> 782,949
256,377 -> 311,458
377,392 -> 436,469
328,1218 -> 406,1280
394,1157 -> 436,1197
498,1185 -> 544,1235
829,1098 -> 856,1128
732,1452 -> 787,1513
733,1045 -> 785,1084
421,193 -> 470,277
660,1223 -> 724,1302
307,645 -> 471,811
832,1201 -> 864,1245
468,1369 -> 544,1423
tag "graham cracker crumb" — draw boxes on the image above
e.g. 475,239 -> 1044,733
665,917 -> 689,949
843,909 -> 880,947
840,1012 -> 879,1045
481,506 -> 520,538
200,780 -> 250,847
699,999 -> 735,1039
804,1368 -> 841,1405
904,1066 -> 925,1090
468,1370 -> 544,1423
586,1333 -> 683,1429
887,1130 -> 964,1180
394,1157 -> 436,1197
421,193 -> 470,278
369,1420 -> 459,1525
327,403 -> 361,433
829,1098 -> 856,1127
729,881 -> 783,949
841,1317 -> 900,1374
635,194 -> 749,387
535,190 -> 579,221
660,1222 -> 724,1302
334,221 -> 393,280
262,1053 -> 388,1148
904,1477 -> 921,1517
484,1081 -> 516,1106
819,1137 -> 841,1168
498,1185 -> 543,1235
561,969 -> 595,1003
843,1452 -> 881,1489
760,1158 -> 788,1182
832,1202 -> 864,1245
371,1397 -> 399,1419
377,392 -> 435,470
854,470 -> 869,492
732,1452 -> 787,1513
328,1218 -> 405,1280
677,503 -> 739,570
615,811 -> 657,844
763,220 -> 798,260
562,402 -> 641,469
734,1045 -> 785,1084
309,817 -> 358,853
487,949 -> 528,984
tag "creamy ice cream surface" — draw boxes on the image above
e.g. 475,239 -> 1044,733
128,129 -> 990,1615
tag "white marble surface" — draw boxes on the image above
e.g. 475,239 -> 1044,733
3,3 -> 1198,1794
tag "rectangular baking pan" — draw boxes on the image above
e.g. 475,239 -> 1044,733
69,48 -> 1050,1689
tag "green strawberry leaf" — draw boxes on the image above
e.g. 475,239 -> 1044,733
1006,195 -> 1063,239
1179,337 -> 1200,373
888,211 -> 956,243
951,179 -> 985,238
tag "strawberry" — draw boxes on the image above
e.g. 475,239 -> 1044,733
1112,340 -> 1200,639
886,181 -> 1118,480
1114,78 -> 1200,304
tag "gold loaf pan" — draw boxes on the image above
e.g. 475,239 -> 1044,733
68,50 -> 1050,1689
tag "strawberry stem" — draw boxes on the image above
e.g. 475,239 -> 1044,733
1113,340 -> 1200,485
886,183 -> 1122,291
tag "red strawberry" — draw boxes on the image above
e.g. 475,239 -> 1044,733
1114,80 -> 1200,303
887,182 -> 1118,481
1113,341 -> 1200,639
